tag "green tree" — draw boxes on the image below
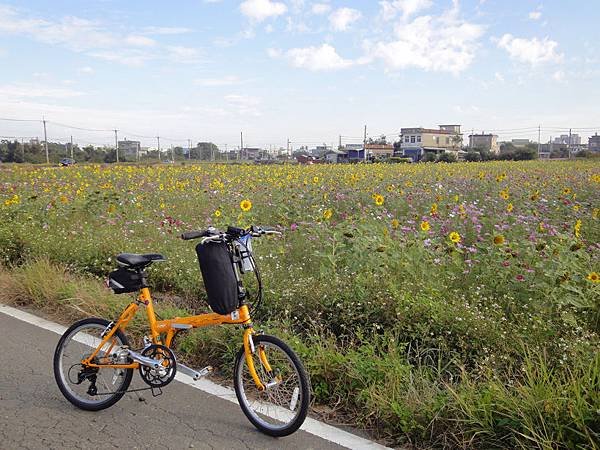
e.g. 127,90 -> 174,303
437,152 -> 457,163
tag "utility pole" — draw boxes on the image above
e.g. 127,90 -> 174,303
70,135 -> 73,159
42,117 -> 49,164
568,128 -> 572,159
21,138 -> 24,161
156,136 -> 161,162
225,144 -> 229,162
339,135 -> 342,150
240,131 -> 244,160
363,125 -> 367,162
114,129 -> 119,163
470,129 -> 474,149
286,138 -> 290,156
537,125 -> 541,157
187,139 -> 192,159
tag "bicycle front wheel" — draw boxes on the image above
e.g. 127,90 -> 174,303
53,318 -> 133,411
233,334 -> 310,437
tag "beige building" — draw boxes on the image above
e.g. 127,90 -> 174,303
365,143 -> 394,158
469,134 -> 499,154
400,125 -> 462,160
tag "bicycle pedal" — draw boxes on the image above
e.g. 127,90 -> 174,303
178,363 -> 212,381
151,386 -> 163,397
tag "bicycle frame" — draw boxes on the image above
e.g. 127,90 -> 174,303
81,287 -> 268,390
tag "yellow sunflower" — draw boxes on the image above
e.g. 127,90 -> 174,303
374,194 -> 385,206
214,209 -> 222,218
420,221 -> 431,232
449,231 -> 461,244
507,203 -> 514,212
587,272 -> 599,283
240,199 -> 252,212
493,235 -> 505,245
574,219 -> 582,238
391,219 -> 400,229
323,209 -> 333,220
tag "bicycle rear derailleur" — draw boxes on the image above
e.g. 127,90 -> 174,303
138,344 -> 177,388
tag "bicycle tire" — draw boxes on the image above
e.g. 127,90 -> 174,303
233,334 -> 310,437
53,317 -> 134,411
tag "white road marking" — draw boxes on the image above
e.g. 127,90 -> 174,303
0,304 -> 390,450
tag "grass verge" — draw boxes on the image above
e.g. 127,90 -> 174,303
1,259 -> 598,448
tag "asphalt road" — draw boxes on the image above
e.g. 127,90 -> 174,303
0,311 -> 350,450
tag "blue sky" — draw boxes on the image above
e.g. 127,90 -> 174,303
0,0 -> 598,149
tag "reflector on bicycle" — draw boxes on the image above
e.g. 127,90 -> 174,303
195,242 -> 239,315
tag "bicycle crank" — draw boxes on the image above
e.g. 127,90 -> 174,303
137,344 -> 177,388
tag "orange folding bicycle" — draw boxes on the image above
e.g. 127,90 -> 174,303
53,225 -> 310,437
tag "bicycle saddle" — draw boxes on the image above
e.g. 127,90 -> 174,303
116,253 -> 166,269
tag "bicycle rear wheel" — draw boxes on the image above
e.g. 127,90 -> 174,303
233,334 -> 310,437
53,318 -> 133,411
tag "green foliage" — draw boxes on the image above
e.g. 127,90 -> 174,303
0,161 -> 598,447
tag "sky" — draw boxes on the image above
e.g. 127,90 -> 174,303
0,0 -> 599,149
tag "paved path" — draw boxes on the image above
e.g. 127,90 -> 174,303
0,308 -> 383,450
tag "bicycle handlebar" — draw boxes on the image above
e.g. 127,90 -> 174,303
181,225 -> 281,243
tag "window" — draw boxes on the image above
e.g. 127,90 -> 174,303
417,136 -> 421,143
411,136 -> 416,143
446,137 -> 450,144
434,136 -> 439,143
405,136 -> 410,143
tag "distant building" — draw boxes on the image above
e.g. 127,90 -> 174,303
324,149 -> 347,163
242,147 -> 260,160
342,144 -> 365,161
554,134 -> 581,146
511,139 -> 530,147
589,133 -> 600,152
400,125 -> 462,161
469,133 -> 500,154
118,140 -> 141,157
365,143 -> 394,159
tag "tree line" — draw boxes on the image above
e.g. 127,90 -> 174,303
0,140 -> 222,164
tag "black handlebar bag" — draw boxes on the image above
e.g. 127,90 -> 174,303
195,242 -> 239,315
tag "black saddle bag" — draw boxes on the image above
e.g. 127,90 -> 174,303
195,242 -> 239,315
108,267 -> 143,294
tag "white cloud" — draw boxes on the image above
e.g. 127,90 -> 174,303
142,26 -> 193,35
166,46 -> 203,64
368,9 -> 485,74
311,3 -> 331,15
0,82 -> 85,99
224,94 -> 262,116
0,5 -> 201,66
77,66 -> 94,74
552,70 -> 566,82
329,7 -> 362,31
379,0 -> 433,21
240,0 -> 287,22
494,72 -> 505,82
497,34 -> 563,65
279,44 -> 354,71
529,11 -> 542,20
124,35 -> 156,47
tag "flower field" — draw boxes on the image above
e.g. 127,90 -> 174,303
1,160 -> 599,447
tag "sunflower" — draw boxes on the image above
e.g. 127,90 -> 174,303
430,203 -> 438,214
449,231 -> 461,244
574,219 -> 582,238
240,199 -> 252,212
493,235 -> 505,245
587,272 -> 600,283
391,219 -> 400,229
420,221 -> 431,232
507,203 -> 514,212
214,209 -> 222,218
374,194 -> 384,206
323,209 -> 333,220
